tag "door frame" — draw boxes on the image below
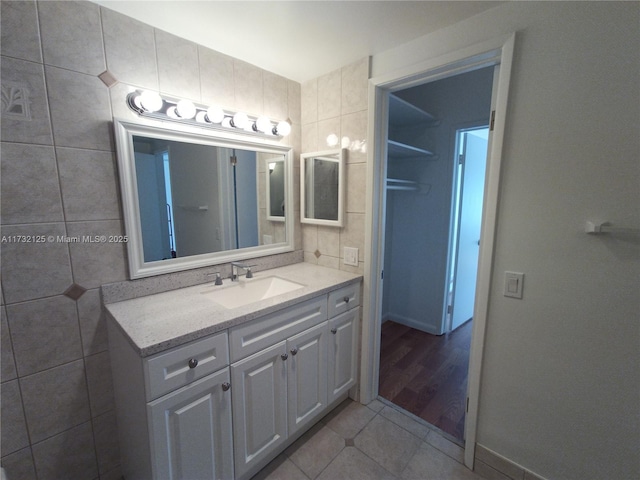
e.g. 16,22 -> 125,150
361,33 -> 515,468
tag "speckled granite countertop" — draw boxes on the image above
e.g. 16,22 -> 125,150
105,263 -> 362,357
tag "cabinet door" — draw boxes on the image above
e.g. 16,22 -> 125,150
328,309 -> 359,403
148,367 -> 233,480
287,322 -> 328,436
231,342 -> 288,479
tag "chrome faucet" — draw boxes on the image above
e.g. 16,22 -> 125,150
231,262 -> 253,281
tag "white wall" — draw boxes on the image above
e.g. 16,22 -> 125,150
373,2 -> 640,479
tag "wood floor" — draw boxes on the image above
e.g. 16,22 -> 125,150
378,320 -> 472,441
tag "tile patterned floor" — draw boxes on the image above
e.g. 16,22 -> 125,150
251,399 -> 484,480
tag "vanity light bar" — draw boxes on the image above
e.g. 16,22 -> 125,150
126,90 -> 291,138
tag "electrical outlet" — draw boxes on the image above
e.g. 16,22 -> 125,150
262,234 -> 273,245
344,247 -> 359,266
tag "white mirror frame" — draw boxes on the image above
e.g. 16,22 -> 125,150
300,149 -> 345,227
114,117 -> 295,279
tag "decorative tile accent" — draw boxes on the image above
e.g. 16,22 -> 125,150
98,70 -> 118,88
345,438 -> 355,447
1,81 -> 31,120
314,249 -> 322,258
64,283 -> 87,301
1,57 -> 53,145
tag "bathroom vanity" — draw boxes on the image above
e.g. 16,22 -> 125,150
105,263 -> 361,480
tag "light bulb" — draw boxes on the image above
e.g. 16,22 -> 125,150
231,112 -> 248,129
341,136 -> 351,149
166,106 -> 179,119
326,133 -> 339,147
206,106 -> 225,124
138,91 -> 163,112
268,162 -> 276,172
221,117 -> 232,128
274,120 -> 291,137
255,116 -> 272,133
175,99 -> 196,119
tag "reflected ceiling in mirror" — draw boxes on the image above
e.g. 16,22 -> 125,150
114,117 -> 294,279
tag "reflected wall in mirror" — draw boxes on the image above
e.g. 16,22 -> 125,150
265,156 -> 285,222
300,149 -> 345,227
114,118 -> 294,278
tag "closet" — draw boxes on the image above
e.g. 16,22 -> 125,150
382,94 -> 441,334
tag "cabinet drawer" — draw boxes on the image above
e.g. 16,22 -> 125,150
144,331 -> 229,401
328,283 -> 360,318
229,296 -> 327,362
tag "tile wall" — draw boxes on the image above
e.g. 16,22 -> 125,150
300,58 -> 370,275
0,1 -> 302,478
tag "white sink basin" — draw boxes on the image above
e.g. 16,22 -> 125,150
200,276 -> 305,309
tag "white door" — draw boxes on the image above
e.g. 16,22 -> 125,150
231,342 -> 287,479
148,368 -> 234,480
451,128 -> 488,330
328,309 -> 359,403
287,322 -> 328,435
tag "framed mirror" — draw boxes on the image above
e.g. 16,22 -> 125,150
114,117 -> 294,278
300,149 -> 345,227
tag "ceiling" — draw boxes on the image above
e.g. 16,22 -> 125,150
92,1 -> 503,83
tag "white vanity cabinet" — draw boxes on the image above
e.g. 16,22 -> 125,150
107,273 -> 361,480
328,284 -> 360,403
148,367 -> 234,480
229,297 -> 329,479
108,327 -> 233,480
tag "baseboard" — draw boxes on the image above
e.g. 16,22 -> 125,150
474,444 -> 548,480
382,312 -> 440,335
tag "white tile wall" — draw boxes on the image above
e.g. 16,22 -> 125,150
0,1 -> 302,478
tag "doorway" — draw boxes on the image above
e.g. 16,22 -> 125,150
377,68 -> 492,442
362,34 -> 515,467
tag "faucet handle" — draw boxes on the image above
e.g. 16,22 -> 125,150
245,267 -> 253,279
207,272 -> 223,285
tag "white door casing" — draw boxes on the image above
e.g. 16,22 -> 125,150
362,33 -> 516,468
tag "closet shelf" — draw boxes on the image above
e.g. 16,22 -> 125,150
389,94 -> 438,126
388,140 -> 437,159
386,178 -> 431,194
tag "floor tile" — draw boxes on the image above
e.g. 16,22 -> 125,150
401,442 -> 481,480
424,429 -> 465,463
379,405 -> 431,440
354,415 -> 422,476
285,423 -> 345,479
252,453 -> 310,480
316,447 -> 397,480
322,399 -> 376,439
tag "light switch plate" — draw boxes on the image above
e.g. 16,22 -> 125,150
344,247 -> 359,266
504,271 -> 524,299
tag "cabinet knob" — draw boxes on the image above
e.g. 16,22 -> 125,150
281,353 -> 289,361
331,327 -> 338,334
343,296 -> 350,303
221,382 -> 231,392
188,358 -> 198,369
290,347 -> 298,356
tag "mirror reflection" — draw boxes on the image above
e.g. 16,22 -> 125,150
114,118 -> 293,279
300,149 -> 344,227
133,137 -> 282,261
266,157 -> 286,222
